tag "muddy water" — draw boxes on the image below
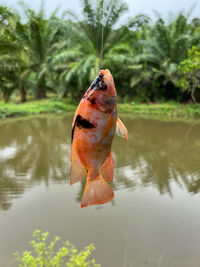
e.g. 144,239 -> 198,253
0,114 -> 200,267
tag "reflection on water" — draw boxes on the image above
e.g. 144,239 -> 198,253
114,118 -> 200,195
1,114 -> 200,267
0,114 -> 200,211
0,115 -> 71,210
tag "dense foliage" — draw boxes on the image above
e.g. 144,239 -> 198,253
178,46 -> 200,102
1,0 -> 200,102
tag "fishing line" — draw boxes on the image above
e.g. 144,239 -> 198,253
100,0 -> 104,68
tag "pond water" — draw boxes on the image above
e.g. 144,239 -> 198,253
0,114 -> 200,267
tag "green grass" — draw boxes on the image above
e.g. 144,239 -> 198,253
0,98 -> 76,119
118,102 -> 200,118
1,99 -> 200,119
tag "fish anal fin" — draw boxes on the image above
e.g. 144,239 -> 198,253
70,143 -> 86,185
101,152 -> 114,182
116,117 -> 128,141
81,175 -> 114,208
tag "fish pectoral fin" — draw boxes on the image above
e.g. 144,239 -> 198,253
101,152 -> 114,183
70,142 -> 86,185
116,117 -> 128,141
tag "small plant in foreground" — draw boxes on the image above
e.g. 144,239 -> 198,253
14,230 -> 100,267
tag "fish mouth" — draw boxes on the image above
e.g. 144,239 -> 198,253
90,74 -> 108,91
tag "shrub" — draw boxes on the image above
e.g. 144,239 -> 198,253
15,230 -> 100,267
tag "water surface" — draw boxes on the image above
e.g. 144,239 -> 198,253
0,114 -> 200,267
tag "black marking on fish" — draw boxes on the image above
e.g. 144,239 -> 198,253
71,123 -> 75,143
82,95 -> 86,99
90,74 -> 108,91
76,115 -> 95,129
88,98 -> 96,105
102,84 -> 108,90
71,114 -> 95,143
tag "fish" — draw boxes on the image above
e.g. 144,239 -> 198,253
70,69 -> 128,208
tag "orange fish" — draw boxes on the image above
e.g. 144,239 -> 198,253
70,69 -> 128,208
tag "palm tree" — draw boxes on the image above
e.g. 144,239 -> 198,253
130,12 -> 199,101
15,2 -> 65,99
0,6 -> 24,102
52,0 -> 129,98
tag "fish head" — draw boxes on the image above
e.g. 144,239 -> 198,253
87,69 -> 117,112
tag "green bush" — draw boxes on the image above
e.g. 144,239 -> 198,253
15,230 -> 100,267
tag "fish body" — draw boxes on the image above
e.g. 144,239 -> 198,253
70,69 -> 128,208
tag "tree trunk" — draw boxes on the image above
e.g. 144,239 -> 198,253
191,86 -> 196,103
4,94 -> 10,103
20,87 -> 27,103
36,87 -> 47,99
36,76 -> 47,99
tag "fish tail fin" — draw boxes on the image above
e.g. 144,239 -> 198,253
81,174 -> 114,208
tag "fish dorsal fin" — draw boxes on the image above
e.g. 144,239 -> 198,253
101,152 -> 114,183
70,140 -> 86,185
116,117 -> 128,141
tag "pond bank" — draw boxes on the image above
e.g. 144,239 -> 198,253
0,99 -> 200,120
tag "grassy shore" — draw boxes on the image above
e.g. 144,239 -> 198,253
0,99 -> 75,119
1,99 -> 200,119
118,102 -> 200,118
